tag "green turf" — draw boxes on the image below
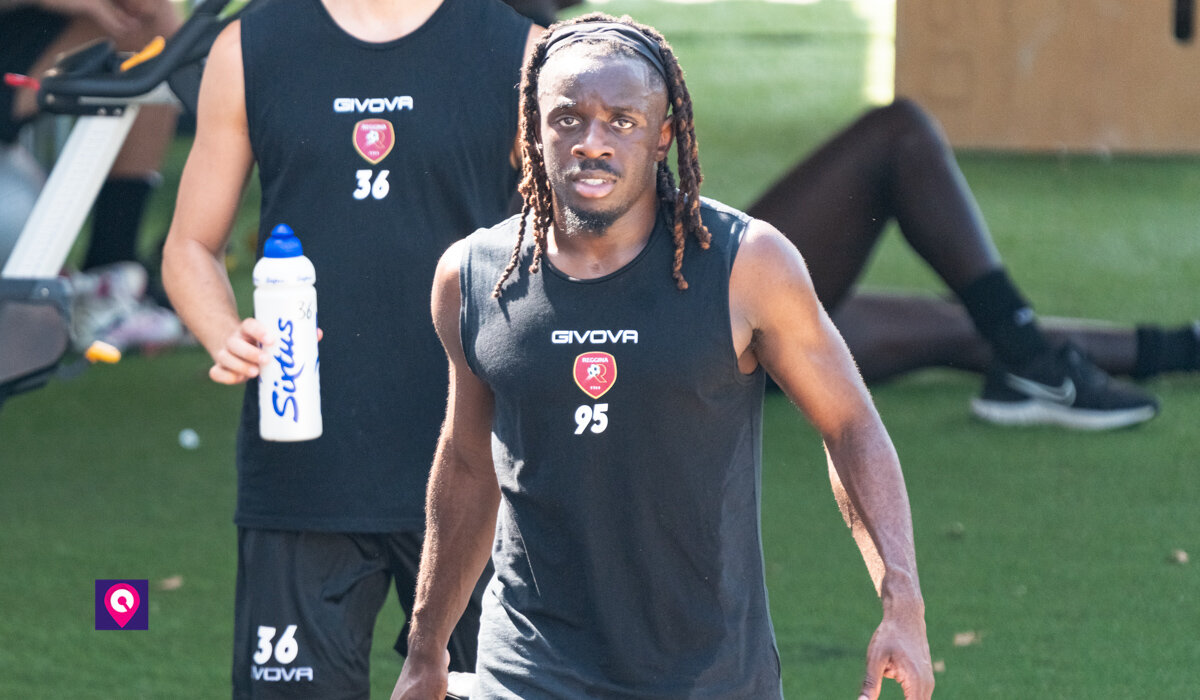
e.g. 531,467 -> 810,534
2,1 -> 1198,697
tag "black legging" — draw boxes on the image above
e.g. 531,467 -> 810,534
747,97 -> 1001,310
745,99 -> 1149,382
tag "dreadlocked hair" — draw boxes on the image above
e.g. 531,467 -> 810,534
491,13 -> 710,298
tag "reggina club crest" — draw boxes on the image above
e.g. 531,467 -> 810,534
353,119 -> 394,164
574,352 -> 616,399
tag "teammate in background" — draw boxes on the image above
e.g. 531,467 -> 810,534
747,100 -> 1181,429
393,14 -> 932,700
161,0 -> 539,696
0,0 -> 188,353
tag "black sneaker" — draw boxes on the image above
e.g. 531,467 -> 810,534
970,343 -> 1159,430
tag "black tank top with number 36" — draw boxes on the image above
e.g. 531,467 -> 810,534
237,0 -> 530,532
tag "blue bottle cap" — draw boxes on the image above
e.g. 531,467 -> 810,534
263,223 -> 304,258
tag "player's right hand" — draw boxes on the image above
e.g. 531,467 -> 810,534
390,649 -> 450,700
858,606 -> 934,700
208,317 -> 273,385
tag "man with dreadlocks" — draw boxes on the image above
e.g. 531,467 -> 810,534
392,14 -> 933,700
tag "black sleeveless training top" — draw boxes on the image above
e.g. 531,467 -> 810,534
460,199 -> 783,698
236,0 -> 530,532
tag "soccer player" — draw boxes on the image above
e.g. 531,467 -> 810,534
392,14 -> 933,700
161,0 -> 539,696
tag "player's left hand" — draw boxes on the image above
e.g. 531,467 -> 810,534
858,606 -> 934,699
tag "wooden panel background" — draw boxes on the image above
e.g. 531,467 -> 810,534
895,0 -> 1200,153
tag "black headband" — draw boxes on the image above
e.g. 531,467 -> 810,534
542,21 -> 669,83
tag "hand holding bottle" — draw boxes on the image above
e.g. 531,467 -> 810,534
253,224 -> 323,441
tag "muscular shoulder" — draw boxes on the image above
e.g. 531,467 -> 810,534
192,20 -> 246,140
730,216 -> 819,331
207,17 -> 242,72
737,217 -> 806,273
434,238 -> 469,297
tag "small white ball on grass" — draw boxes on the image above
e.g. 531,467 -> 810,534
178,428 -> 200,450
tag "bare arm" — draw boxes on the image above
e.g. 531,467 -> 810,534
161,21 -> 271,385
730,220 -> 933,700
392,240 -> 502,700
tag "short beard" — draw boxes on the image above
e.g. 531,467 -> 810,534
560,204 -> 619,236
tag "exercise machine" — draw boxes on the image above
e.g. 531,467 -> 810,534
0,0 -> 234,409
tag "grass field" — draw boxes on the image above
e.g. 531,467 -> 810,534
3,1 -> 1199,697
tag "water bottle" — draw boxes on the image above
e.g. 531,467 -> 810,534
253,223 -> 322,441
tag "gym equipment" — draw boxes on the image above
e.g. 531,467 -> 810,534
0,0 -> 234,409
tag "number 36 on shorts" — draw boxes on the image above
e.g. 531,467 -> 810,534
254,624 -> 299,665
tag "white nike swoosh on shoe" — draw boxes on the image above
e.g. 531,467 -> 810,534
1004,374 -> 1077,405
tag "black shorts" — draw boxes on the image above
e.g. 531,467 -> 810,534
232,528 -> 490,699
0,8 -> 69,143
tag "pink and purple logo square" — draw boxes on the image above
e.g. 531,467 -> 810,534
95,579 -> 148,630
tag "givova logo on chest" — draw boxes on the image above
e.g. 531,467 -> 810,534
332,96 -> 414,113
551,329 -> 639,344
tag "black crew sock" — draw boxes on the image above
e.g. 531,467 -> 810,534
955,268 -> 1050,369
82,176 -> 156,271
1132,324 -> 1200,378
